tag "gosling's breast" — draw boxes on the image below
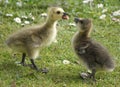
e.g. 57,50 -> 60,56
42,27 -> 57,46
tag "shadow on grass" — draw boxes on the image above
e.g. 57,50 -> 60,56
0,61 -> 24,73
45,67 -> 95,85
0,60 -> 38,79
0,60 -> 95,85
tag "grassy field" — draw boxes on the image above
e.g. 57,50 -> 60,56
0,0 -> 120,87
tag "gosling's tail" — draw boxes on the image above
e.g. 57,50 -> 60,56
5,37 -> 13,47
104,58 -> 115,72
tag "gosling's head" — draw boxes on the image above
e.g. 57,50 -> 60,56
47,7 -> 69,21
74,18 -> 92,32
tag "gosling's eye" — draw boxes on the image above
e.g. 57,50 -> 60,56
56,11 -> 61,14
80,21 -> 83,24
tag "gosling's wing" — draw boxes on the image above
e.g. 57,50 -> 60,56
6,26 -> 41,47
89,41 -> 113,66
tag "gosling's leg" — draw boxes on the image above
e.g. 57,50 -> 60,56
27,49 -> 49,73
30,59 -> 39,71
89,69 -> 96,81
20,53 -> 26,66
30,59 -> 49,73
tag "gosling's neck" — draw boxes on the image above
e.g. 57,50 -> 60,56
44,16 -> 58,28
78,30 -> 91,39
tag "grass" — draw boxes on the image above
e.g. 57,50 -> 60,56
0,0 -> 120,87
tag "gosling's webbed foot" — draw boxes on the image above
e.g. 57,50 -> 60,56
80,72 -> 91,80
41,68 -> 49,74
80,72 -> 96,82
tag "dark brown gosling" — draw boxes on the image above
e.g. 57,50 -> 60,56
72,18 -> 115,81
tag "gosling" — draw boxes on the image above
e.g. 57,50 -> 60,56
6,7 -> 69,71
72,18 -> 115,81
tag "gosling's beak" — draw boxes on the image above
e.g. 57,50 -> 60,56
74,18 -> 80,23
62,12 -> 69,20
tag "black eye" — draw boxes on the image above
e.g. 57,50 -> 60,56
80,21 -> 83,24
56,11 -> 61,14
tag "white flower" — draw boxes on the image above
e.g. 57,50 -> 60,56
63,60 -> 70,64
5,0 -> 9,4
29,13 -> 33,17
40,13 -> 47,17
97,4 -> 103,8
31,16 -> 35,20
16,1 -> 22,7
14,17 -> 21,23
83,0 -> 93,4
6,13 -> 13,17
28,13 -> 35,20
21,15 -> 28,19
99,14 -> 106,19
24,21 -> 30,24
102,9 -> 108,13
68,23 -> 76,26
112,10 -> 120,16
83,0 -> 89,4
21,23 -> 25,26
29,13 -> 33,18
112,17 -> 120,23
